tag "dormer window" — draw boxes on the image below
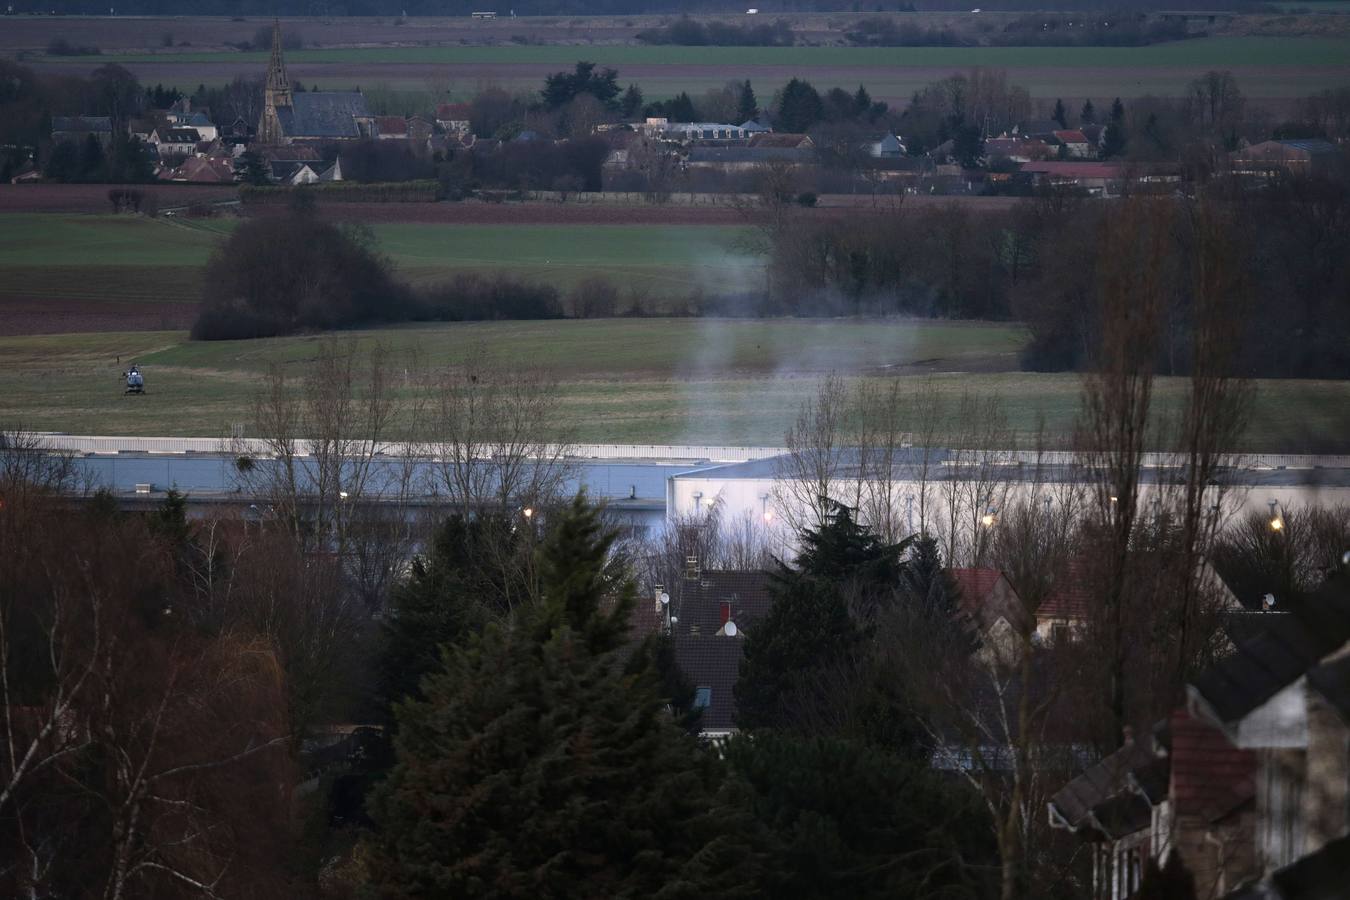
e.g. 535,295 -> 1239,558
694,687 -> 712,709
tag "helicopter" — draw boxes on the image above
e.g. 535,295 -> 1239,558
123,364 -> 145,395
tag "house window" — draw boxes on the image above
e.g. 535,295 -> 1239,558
694,687 -> 712,709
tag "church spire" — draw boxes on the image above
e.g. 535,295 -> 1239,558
258,18 -> 291,145
265,19 -> 291,104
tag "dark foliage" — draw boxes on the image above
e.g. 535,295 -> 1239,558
775,78 -> 824,134
845,16 -> 964,48
339,137 -> 437,182
191,198 -> 414,339
419,273 -> 565,322
367,495 -> 766,898
723,731 -> 997,899
637,16 -> 794,47
541,61 -> 621,111
466,135 -> 610,192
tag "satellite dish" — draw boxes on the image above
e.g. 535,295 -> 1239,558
669,616 -> 678,625
724,621 -> 738,637
659,592 -> 670,606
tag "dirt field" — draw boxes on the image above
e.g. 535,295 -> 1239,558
0,184 -> 238,214
4,12 -> 1347,53
0,298 -> 199,336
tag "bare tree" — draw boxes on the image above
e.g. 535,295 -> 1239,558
773,373 -> 851,536
1076,198 -> 1168,745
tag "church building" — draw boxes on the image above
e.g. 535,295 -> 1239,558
257,21 -> 375,145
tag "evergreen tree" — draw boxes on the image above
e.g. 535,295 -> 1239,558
723,731 -> 996,899
377,513 -> 525,715
1102,99 -> 1128,158
736,505 -> 912,735
775,78 -> 824,133
619,83 -> 644,119
78,133 -> 106,182
542,61 -> 622,111
952,122 -> 984,168
737,79 -> 758,123
238,150 -> 271,186
369,495 -> 765,898
853,84 -> 872,118
44,140 -> 80,182
1052,97 -> 1067,128
1080,98 -> 1096,125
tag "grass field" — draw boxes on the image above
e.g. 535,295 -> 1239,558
0,214 -> 757,311
20,35 -> 1350,100
1,321 -> 1348,452
57,37 -> 1350,68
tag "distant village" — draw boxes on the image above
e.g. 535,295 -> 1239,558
14,21 -> 1346,198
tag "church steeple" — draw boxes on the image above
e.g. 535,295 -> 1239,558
258,19 -> 291,144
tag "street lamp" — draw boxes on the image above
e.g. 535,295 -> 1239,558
981,507 -> 997,528
523,507 -> 534,520
1268,499 -> 1284,533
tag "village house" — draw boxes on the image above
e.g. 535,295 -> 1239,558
435,103 -> 473,135
167,108 -> 218,141
749,132 -> 814,150
627,569 -> 774,739
1047,577 -> 1350,899
1053,129 -> 1095,159
642,118 -> 754,143
149,127 -> 203,158
862,131 -> 905,158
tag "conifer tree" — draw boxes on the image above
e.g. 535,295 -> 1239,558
737,79 -> 758,123
368,495 -> 764,898
1052,97 -> 1067,128
1080,98 -> 1096,125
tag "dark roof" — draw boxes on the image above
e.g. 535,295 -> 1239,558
687,147 -> 812,164
1190,578 -> 1350,727
1037,558 -> 1094,623
1018,119 -> 1062,138
278,92 -> 371,139
1169,709 -> 1255,822
1277,138 -> 1338,155
52,115 -> 112,134
1049,737 -> 1157,836
748,133 -> 810,148
1307,653 -> 1350,723
160,128 -> 201,143
671,570 -> 772,639
674,635 -> 743,732
668,571 -> 773,734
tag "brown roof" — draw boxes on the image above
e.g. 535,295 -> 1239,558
1169,709 -> 1255,822
949,567 -> 1029,634
1053,129 -> 1089,144
1035,558 -> 1097,623
436,103 -> 472,120
1021,161 -> 1125,180
749,133 -> 811,149
375,116 -> 407,135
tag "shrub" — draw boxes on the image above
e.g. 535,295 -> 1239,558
567,277 -> 619,318
418,273 -> 563,322
191,199 -> 415,340
46,37 -> 100,56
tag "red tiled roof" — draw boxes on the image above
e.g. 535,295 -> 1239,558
375,116 -> 407,135
1036,558 -> 1092,622
950,567 -> 1001,610
435,103 -> 472,119
1170,709 -> 1255,821
1021,161 -> 1124,179
1054,129 -> 1089,143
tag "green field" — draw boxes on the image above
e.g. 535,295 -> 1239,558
0,214 -> 757,300
57,36 -> 1350,68
21,34 -> 1350,100
1,321 -> 1347,451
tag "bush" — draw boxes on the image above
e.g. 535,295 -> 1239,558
191,199 -> 415,340
418,273 -> 563,322
796,191 -> 818,207
567,277 -> 620,318
46,37 -> 101,56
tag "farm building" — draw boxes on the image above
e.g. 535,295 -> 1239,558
256,20 -> 374,145
1229,140 -> 1342,179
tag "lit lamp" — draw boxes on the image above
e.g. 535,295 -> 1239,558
523,507 -> 534,520
1268,500 -> 1284,532
980,508 -> 997,528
